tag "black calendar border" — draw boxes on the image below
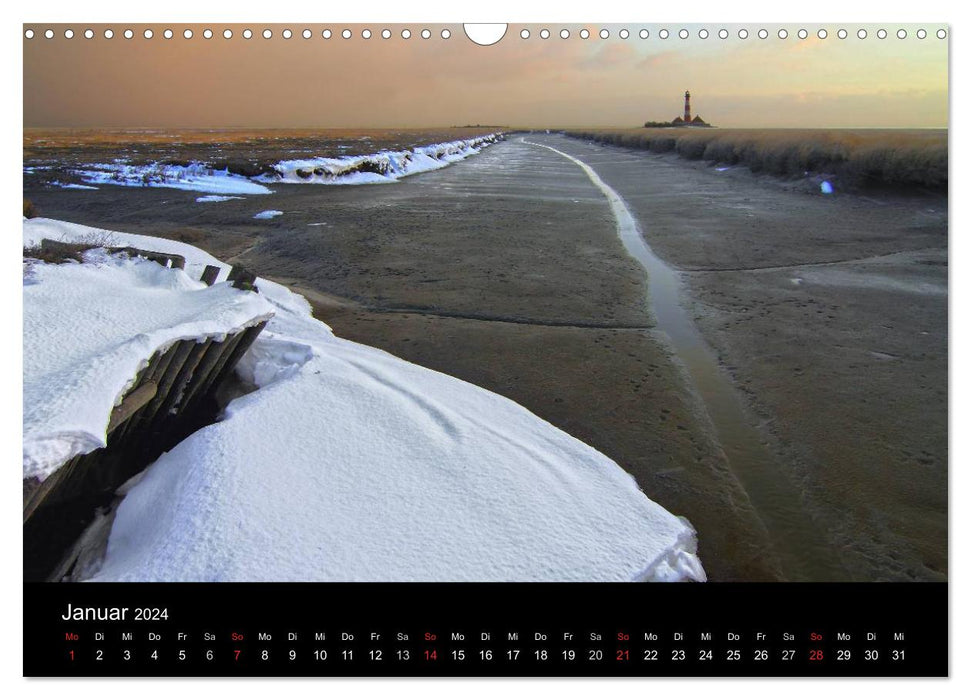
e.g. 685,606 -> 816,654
23,582 -> 948,678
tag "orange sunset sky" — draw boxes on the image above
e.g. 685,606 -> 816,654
23,23 -> 948,129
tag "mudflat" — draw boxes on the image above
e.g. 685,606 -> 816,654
24,133 -> 947,582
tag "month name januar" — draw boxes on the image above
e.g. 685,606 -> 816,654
61,603 -> 129,621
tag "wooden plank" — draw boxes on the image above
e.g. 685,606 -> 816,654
175,339 -> 229,412
155,339 -> 214,421
132,340 -> 196,431
201,265 -> 221,286
111,343 -> 181,443
106,381 -> 158,434
195,329 -> 248,400
23,454 -> 82,524
208,321 -> 268,396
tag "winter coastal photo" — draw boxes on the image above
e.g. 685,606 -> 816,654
22,23 -> 946,584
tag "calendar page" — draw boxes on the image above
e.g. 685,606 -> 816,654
21,12 -> 949,678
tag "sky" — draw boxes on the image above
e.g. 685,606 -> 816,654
23,23 -> 948,129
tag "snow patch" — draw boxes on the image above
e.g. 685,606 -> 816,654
259,134 -> 502,186
196,195 -> 244,203
73,163 -> 273,195
253,210 -> 283,220
50,181 -> 100,191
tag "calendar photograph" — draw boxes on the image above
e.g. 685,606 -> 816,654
22,22 -> 947,590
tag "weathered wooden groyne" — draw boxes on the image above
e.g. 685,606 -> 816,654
23,245 -> 267,580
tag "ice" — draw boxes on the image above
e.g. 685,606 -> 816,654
253,210 -> 283,219
24,217 -> 705,582
196,195 -> 244,203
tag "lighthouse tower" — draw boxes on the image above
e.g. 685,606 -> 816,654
684,90 -> 691,123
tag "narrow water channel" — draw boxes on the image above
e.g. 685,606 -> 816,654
524,138 -> 844,581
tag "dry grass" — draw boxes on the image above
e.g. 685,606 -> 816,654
23,198 -> 37,219
565,128 -> 947,190
23,241 -> 96,265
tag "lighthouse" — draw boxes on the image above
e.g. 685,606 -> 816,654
684,90 -> 691,123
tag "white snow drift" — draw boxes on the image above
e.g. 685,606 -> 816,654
23,226 -> 273,480
261,134 -> 502,185
54,135 -> 501,194
23,217 -> 705,582
73,163 -> 273,195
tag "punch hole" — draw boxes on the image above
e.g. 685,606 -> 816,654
402,29 -> 412,39
699,29 -> 709,39
580,29 -> 590,39
937,29 -> 946,39
203,29 -> 213,39
916,29 -> 926,39
520,29 -> 530,39
124,29 -> 134,39
778,29 -> 788,39
837,29 -> 847,39
877,29 -> 887,39
798,28 -> 808,39
639,29 -> 649,39
441,29 -> 451,39
540,29 -> 550,40
464,24 -> 506,46
242,29 -> 253,40
282,29 -> 292,39
44,29 -> 54,39
678,29 -> 688,39
738,29 -> 748,39
818,29 -> 828,40
302,29 -> 312,39
599,29 -> 609,39
24,29 -> 34,39
659,29 -> 669,39
381,29 -> 391,39
223,29 -> 233,40
263,29 -> 274,39
64,29 -> 74,39
103,29 -> 112,39
361,29 -> 372,40
183,29 -> 193,40
857,29 -> 867,39
342,29 -> 352,39
896,29 -> 907,39
322,29 -> 332,39
619,29 -> 629,39
718,29 -> 728,39
421,29 -> 430,39
163,29 -> 173,39
143,29 -> 153,39
758,29 -> 768,39
559,29 -> 569,39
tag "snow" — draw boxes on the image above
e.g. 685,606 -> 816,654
72,163 -> 273,195
24,217 -> 705,582
253,210 -> 283,219
50,181 -> 100,190
196,195 -> 244,203
259,134 -> 502,186
52,135 -> 501,195
23,223 -> 274,481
